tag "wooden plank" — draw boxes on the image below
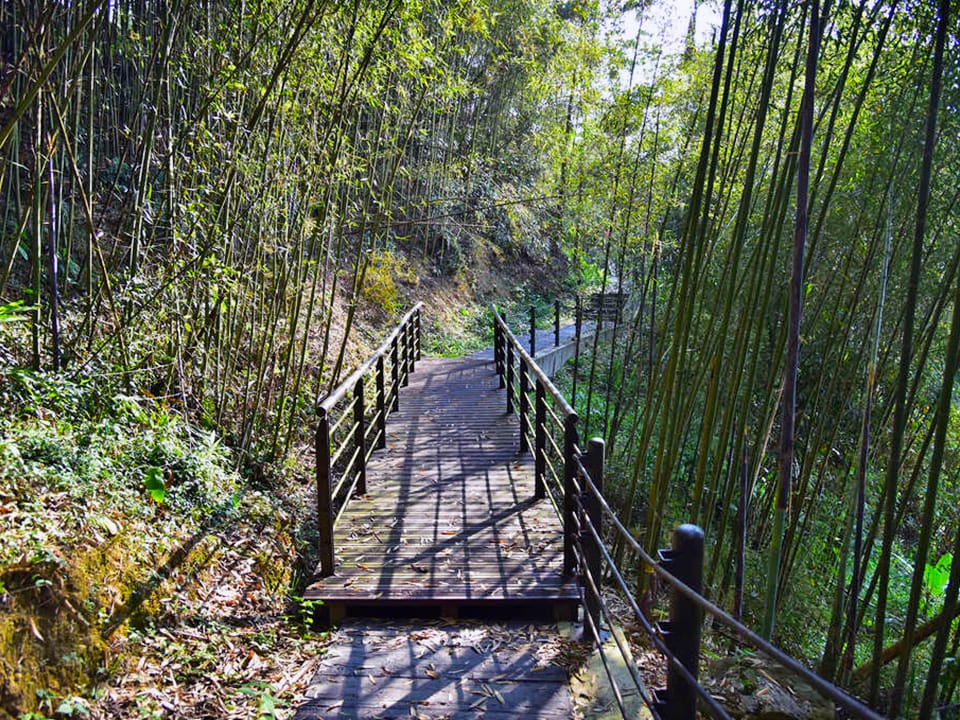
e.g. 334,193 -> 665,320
305,356 -> 577,612
294,620 -> 576,720
295,697 -> 573,719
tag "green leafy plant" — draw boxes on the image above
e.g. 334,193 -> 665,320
0,300 -> 35,324
240,682 -> 286,720
923,553 -> 952,598
143,467 -> 166,504
290,595 -> 323,630
54,696 -> 90,717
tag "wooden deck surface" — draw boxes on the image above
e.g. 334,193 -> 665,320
295,620 -> 577,719
304,356 -> 577,616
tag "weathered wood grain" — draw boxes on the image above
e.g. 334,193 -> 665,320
304,356 -> 578,614
294,621 -> 577,720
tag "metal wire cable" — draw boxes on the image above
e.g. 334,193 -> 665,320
578,469 -> 884,720
570,474 -> 734,720
328,396 -> 358,436
571,508 -> 661,716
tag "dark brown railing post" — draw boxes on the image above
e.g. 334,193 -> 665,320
401,318 -> 410,387
519,360 -> 529,452
354,376 -> 366,495
316,407 -> 335,577
376,356 -> 387,449
529,305 -> 537,357
415,307 -> 422,360
582,437 -> 604,645
390,336 -> 400,411
655,524 -> 705,720
506,341 -> 515,414
495,317 -> 505,388
563,412 -> 579,575
535,380 -> 546,499
554,299 -> 561,347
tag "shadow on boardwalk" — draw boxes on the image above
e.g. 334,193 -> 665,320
297,335 -> 593,718
303,356 -> 576,614
295,619 -> 586,719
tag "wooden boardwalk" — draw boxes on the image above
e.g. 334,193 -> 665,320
295,620 -> 577,719
303,355 -> 578,620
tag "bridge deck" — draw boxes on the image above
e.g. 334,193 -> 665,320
304,356 -> 578,619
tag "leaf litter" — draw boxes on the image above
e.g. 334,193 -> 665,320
85,486 -> 334,720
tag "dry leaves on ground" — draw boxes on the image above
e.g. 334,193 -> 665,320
87,509 -> 332,719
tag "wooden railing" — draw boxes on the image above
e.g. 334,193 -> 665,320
493,307 -> 578,573
315,303 -> 422,577
493,304 -> 882,720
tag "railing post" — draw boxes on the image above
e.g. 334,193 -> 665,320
529,305 -> 536,357
563,413 -> 579,575
415,307 -> 422,360
554,299 -> 561,347
401,319 -> 410,387
655,524 -> 705,720
582,437 -> 604,645
316,408 -> 335,577
390,336 -> 400,411
519,360 -> 529,452
534,380 -> 546,499
506,341 -> 515,414
376,356 -> 387,449
354,376 -> 366,496
495,317 -> 505,388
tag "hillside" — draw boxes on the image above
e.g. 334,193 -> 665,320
3,0 -> 960,716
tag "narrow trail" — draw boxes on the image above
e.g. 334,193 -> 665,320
295,330 -> 595,719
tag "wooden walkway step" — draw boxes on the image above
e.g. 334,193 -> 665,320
294,620 -> 577,720
304,356 -> 578,620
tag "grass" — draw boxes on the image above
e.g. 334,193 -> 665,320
422,303 -> 492,358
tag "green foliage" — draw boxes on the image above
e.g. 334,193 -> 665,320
240,682 -> 287,719
923,553 -> 952,598
0,300 -> 34,324
54,696 -> 90,717
421,304 -> 492,358
290,595 -> 324,630
143,467 -> 166,504
0,372 -> 241,569
361,250 -> 417,313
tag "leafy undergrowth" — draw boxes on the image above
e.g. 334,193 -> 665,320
0,370 -> 329,720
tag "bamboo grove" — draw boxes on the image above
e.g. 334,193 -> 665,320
2,0 -> 960,714
562,0 -> 960,713
0,0 -> 599,459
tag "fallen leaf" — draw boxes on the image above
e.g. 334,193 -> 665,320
29,617 -> 44,641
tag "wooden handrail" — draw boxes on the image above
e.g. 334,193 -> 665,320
494,302 -> 881,720
492,305 -> 578,578
315,302 -> 423,577
318,302 -> 423,412
492,308 -> 574,417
